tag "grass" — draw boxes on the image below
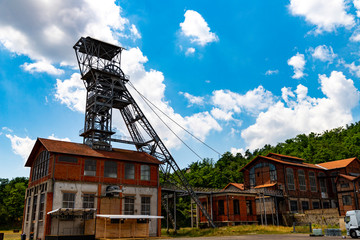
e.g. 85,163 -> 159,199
161,225 -> 297,238
0,230 -> 22,240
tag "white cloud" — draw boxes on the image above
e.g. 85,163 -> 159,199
55,73 -> 86,112
241,71 -> 360,150
180,92 -> 204,106
180,10 -> 219,46
6,134 -> 36,162
21,61 -> 64,75
130,24 -> 141,39
0,0 -> 135,68
265,69 -> 279,75
345,62 -> 360,77
2,127 -> 13,132
211,108 -> 234,121
354,0 -> 360,17
185,47 -> 196,55
230,147 -> 245,157
48,134 -> 71,142
211,86 -> 275,117
289,0 -> 355,33
311,45 -> 337,62
350,32 -> 360,42
288,53 -> 306,79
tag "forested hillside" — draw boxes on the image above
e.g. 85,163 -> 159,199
183,122 -> 360,189
0,177 -> 28,229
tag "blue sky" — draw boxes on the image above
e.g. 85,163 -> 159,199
2,0 -> 360,179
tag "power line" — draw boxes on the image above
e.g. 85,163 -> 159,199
127,81 -> 204,161
127,81 -> 221,157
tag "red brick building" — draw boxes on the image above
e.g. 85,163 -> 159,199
197,183 -> 257,226
22,138 -> 162,240
240,153 -> 360,223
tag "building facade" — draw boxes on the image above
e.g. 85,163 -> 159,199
240,153 -> 360,223
22,138 -> 162,240
196,183 -> 257,226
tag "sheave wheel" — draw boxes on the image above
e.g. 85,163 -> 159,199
351,230 -> 358,238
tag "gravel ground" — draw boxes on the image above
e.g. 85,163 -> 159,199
161,234 -> 348,240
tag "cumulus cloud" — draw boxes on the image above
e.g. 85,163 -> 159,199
289,0 -> 355,33
230,147 -> 245,157
179,92 -> 204,106
48,134 -> 71,142
211,108 -> 234,121
345,62 -> 360,77
265,69 -> 279,75
288,53 -> 306,79
55,73 -> 86,112
354,0 -> 360,17
185,47 -> 196,56
211,86 -> 275,117
6,135 -> 36,162
311,45 -> 337,62
0,0 -> 137,69
180,10 -> 219,46
241,71 -> 360,150
21,61 -> 64,75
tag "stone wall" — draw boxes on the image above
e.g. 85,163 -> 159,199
293,209 -> 340,226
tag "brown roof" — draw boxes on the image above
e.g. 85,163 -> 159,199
25,138 -> 162,167
337,174 -> 358,181
266,152 -> 305,162
240,155 -> 324,172
223,183 -> 244,191
316,158 -> 358,170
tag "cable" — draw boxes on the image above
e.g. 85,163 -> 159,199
127,81 -> 204,161
127,81 -> 221,157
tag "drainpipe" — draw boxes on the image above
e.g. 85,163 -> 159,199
353,181 -> 359,210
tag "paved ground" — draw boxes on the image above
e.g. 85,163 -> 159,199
161,234 -> 347,240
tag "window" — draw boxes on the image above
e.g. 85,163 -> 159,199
319,172 -> 327,193
38,193 -> 45,220
298,170 -> 306,191
62,193 -> 75,208
59,155 -> 78,163
141,165 -> 150,181
104,161 -> 117,178
323,201 -> 330,208
124,196 -> 135,215
343,195 -> 352,206
141,197 -> 151,215
331,172 -> 338,193
32,151 -> 50,181
309,171 -> 317,192
286,168 -> 295,190
125,163 -> 135,179
290,200 -> 298,212
26,197 -> 31,221
301,201 -> 309,211
246,200 -> 252,215
84,159 -> 96,176
312,201 -> 320,209
269,164 -> 277,182
249,168 -> 255,188
83,194 -> 95,208
32,195 -> 38,221
233,199 -> 240,215
341,183 -> 350,188
218,200 -> 224,215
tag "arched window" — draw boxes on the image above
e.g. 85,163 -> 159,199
32,151 -> 50,181
286,168 -> 295,190
309,171 -> 317,192
298,169 -> 306,191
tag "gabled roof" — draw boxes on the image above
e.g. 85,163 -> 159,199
337,174 -> 358,182
240,154 -> 324,172
223,183 -> 244,191
25,138 -> 162,167
266,152 -> 305,162
317,158 -> 358,170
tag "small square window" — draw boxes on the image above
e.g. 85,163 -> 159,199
63,193 -> 75,208
83,194 -> 95,208
84,159 -> 96,176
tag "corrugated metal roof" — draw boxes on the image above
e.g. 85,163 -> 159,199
317,158 -> 358,170
25,138 -> 162,167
